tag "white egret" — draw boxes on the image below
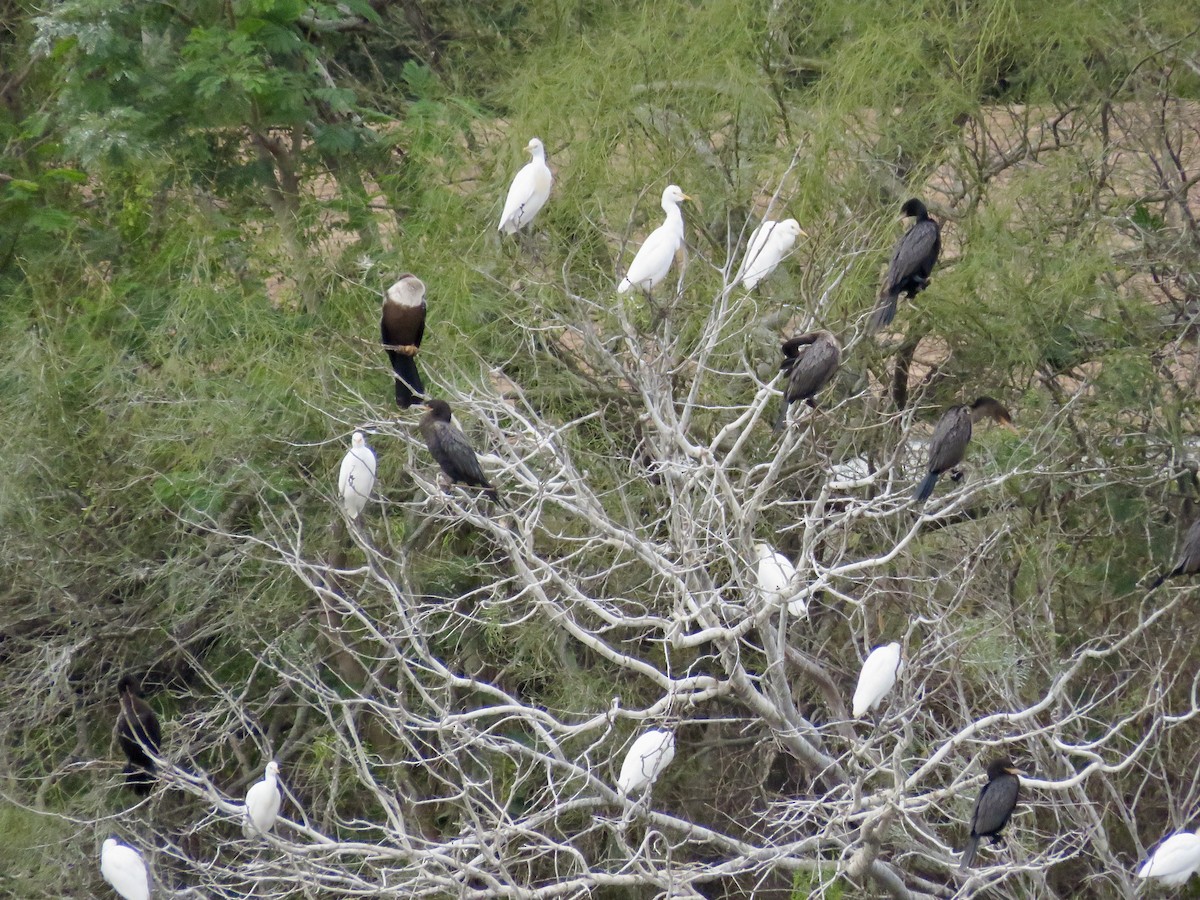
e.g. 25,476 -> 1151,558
497,137 -> 552,234
617,728 -> 675,795
338,432 -> 377,520
243,760 -> 282,838
1137,831 -> 1200,886
617,185 -> 690,294
851,642 -> 903,717
754,543 -> 804,616
100,838 -> 151,900
739,218 -> 804,290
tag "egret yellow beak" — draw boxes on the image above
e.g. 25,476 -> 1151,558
681,194 -> 693,202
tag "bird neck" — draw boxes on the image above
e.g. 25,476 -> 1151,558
661,202 -> 684,230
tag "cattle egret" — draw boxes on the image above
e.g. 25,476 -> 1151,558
100,837 -> 151,900
498,137 -> 552,234
617,729 -> 676,795
754,543 -> 804,616
338,432 -> 377,520
617,185 -> 690,294
243,760 -> 282,838
852,642 -> 903,717
1137,831 -> 1200,886
739,218 -> 804,290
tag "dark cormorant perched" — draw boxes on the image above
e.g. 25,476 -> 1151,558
1150,517 -> 1200,589
419,399 -> 499,502
914,397 -> 1013,503
872,198 -> 941,330
775,330 -> 841,430
116,675 -> 161,796
381,275 -> 427,408
961,757 -> 1021,868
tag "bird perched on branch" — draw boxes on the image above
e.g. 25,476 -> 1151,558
337,431 -> 376,521
739,218 -> 804,290
243,761 -> 283,838
1137,829 -> 1200,886
100,837 -> 151,900
872,198 -> 941,330
617,185 -> 691,295
116,675 -> 161,797
381,274 -> 427,408
1149,517 -> 1200,589
960,757 -> 1021,868
497,137 -> 553,235
753,544 -> 804,616
775,330 -> 841,430
914,397 -> 1014,503
617,728 -> 676,795
852,642 -> 903,717
419,399 -> 499,503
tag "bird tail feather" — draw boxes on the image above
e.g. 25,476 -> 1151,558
870,292 -> 899,331
389,352 -> 425,408
960,836 -> 979,869
774,401 -> 791,432
914,471 -> 939,503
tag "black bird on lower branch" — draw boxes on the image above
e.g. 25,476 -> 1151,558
419,399 -> 499,503
914,397 -> 1014,503
961,757 -> 1022,868
1150,517 -> 1200,589
872,198 -> 941,330
116,675 -> 161,796
775,330 -> 841,430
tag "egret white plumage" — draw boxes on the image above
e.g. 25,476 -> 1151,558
617,185 -> 690,294
852,642 -> 903,717
243,760 -> 282,838
497,137 -> 552,234
100,838 -> 151,900
754,543 -> 804,616
617,728 -> 675,795
1137,831 -> 1200,886
739,218 -> 804,290
338,432 -> 376,520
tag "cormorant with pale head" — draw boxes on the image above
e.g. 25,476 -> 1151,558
381,275 -> 427,408
775,330 -> 841,429
419,399 -> 499,502
960,757 -> 1021,868
116,675 -> 161,796
872,198 -> 941,330
1150,517 -> 1200,589
914,397 -> 1013,503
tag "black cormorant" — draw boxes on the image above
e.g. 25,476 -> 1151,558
1150,517 -> 1200,589
116,675 -> 161,796
419,399 -> 499,502
914,397 -> 1013,503
381,274 -> 427,408
872,198 -> 941,330
961,757 -> 1021,868
775,330 -> 841,429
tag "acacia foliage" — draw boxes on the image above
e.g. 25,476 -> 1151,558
2,1 -> 1200,898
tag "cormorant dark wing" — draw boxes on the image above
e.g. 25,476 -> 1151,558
927,406 -> 973,476
785,339 -> 840,403
430,421 -> 491,489
883,218 -> 941,297
1172,518 -> 1200,577
381,304 -> 427,408
971,774 -> 1019,838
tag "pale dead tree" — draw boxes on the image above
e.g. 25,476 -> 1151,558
33,70 -> 1200,899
